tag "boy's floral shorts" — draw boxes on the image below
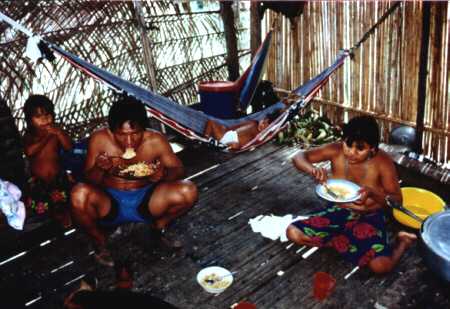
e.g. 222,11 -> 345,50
25,171 -> 73,215
291,204 -> 392,267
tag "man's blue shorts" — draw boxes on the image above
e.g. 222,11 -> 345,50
98,184 -> 156,226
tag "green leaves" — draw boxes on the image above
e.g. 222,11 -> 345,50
372,244 -> 385,253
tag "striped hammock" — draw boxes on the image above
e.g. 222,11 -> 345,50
49,42 -> 348,152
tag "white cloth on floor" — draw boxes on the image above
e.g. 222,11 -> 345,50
220,130 -> 239,145
249,214 -> 308,242
0,179 -> 26,230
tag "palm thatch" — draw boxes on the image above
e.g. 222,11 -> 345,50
0,1 -> 249,139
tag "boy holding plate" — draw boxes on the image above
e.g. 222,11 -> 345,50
286,116 -> 416,274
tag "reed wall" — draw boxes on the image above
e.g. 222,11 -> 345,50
264,1 -> 449,165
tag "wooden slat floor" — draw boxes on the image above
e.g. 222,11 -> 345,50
1,142 -> 449,309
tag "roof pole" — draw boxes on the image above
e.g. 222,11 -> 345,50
220,1 -> 239,81
132,0 -> 165,133
415,1 -> 431,154
250,1 -> 262,58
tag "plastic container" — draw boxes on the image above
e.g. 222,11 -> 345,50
313,272 -> 336,301
198,81 -> 239,118
394,187 -> 445,229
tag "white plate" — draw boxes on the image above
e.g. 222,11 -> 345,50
316,179 -> 361,203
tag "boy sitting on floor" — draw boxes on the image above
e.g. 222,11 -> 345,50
23,94 -> 74,228
286,115 -> 416,274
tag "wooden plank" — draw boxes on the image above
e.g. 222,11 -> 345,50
2,143 -> 448,308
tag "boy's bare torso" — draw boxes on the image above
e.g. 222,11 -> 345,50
330,148 -> 390,209
27,132 -> 61,183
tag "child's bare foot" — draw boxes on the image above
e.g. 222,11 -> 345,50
52,209 -> 73,229
397,231 -> 417,248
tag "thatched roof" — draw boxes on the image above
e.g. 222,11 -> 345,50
0,1 -> 248,138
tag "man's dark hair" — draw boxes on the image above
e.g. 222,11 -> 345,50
108,97 -> 149,131
342,115 -> 380,150
23,94 -> 55,129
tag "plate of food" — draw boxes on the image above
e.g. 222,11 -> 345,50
111,161 -> 160,180
315,179 -> 361,203
196,266 -> 234,294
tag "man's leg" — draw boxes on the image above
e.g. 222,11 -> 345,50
71,183 -> 112,247
368,231 -> 417,274
147,180 -> 198,230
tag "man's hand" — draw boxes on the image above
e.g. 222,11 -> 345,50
310,167 -> 328,183
148,162 -> 164,182
95,152 -> 113,171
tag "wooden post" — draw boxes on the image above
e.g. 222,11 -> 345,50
132,0 -> 158,90
250,1 -> 262,58
220,1 -> 239,81
415,1 -> 431,154
132,0 -> 165,132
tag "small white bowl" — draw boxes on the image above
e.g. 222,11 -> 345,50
197,266 -> 233,294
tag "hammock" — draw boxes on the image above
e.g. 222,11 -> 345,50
50,42 -> 348,151
199,30 -> 273,117
1,3 -> 400,152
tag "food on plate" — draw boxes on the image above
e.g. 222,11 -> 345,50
118,161 -> 156,177
327,185 -> 352,199
201,273 -> 232,289
122,148 -> 136,159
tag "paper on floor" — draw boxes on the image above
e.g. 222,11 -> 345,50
249,214 -> 308,242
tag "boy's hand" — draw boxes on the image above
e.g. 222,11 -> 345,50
339,202 -> 370,213
310,167 -> 328,183
95,152 -> 113,171
354,187 -> 370,205
46,125 -> 61,136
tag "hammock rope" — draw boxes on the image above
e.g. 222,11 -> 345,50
350,2 -> 401,52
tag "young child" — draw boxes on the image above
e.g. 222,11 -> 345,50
23,95 -> 73,227
286,115 -> 416,274
204,110 -> 281,150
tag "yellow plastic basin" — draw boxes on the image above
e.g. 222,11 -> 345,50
393,187 -> 446,229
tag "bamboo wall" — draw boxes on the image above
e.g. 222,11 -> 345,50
264,1 -> 450,165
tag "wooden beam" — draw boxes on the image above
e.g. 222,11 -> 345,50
250,1 -> 262,58
415,1 -> 431,154
132,1 -> 165,132
220,1 -> 239,81
132,0 -> 158,91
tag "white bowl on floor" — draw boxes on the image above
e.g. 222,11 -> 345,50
197,266 -> 234,294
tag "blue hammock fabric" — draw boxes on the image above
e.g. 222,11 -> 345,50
50,42 -> 349,151
50,43 -> 282,135
238,31 -> 272,111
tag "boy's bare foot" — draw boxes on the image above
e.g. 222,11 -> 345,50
397,231 -> 417,248
52,208 -> 73,229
